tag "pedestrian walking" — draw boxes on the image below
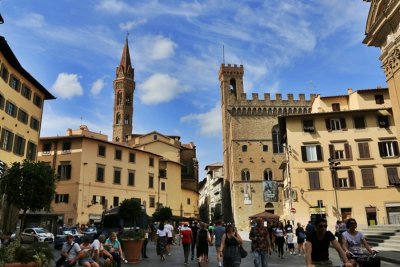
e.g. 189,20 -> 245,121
220,224 -> 243,267
190,220 -> 199,261
180,223 -> 193,265
212,220 -> 226,267
156,222 -> 168,261
286,231 -> 295,255
141,226 -> 150,259
249,217 -> 272,267
196,222 -> 212,266
274,221 -> 286,259
295,222 -> 306,256
164,220 -> 174,256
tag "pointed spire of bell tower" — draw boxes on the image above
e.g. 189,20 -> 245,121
113,35 -> 135,143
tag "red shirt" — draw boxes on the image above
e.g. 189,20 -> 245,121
180,227 -> 192,244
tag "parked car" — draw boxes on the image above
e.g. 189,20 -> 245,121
54,227 -> 83,250
82,226 -> 98,242
20,227 -> 54,244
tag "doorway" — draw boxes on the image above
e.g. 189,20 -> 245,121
365,207 -> 377,225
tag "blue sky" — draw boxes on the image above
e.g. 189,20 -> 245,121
1,0 -> 386,178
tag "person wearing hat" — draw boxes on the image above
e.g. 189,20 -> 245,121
58,233 -> 81,267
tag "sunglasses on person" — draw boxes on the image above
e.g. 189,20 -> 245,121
318,224 -> 328,228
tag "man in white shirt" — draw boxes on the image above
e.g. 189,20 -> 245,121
92,234 -> 113,267
164,220 -> 174,256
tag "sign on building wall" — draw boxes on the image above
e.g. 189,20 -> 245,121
263,181 -> 278,202
243,183 -> 252,205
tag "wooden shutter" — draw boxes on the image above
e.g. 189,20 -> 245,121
66,165 -> 72,179
393,141 -> 399,156
348,169 -> 356,188
325,119 -> 331,131
361,169 -> 375,187
329,144 -> 335,159
378,142 -> 386,157
316,145 -> 322,161
344,143 -> 352,159
301,146 -> 307,161
65,194 -> 69,203
340,118 -> 347,130
358,142 -> 370,158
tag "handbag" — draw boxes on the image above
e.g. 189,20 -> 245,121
55,242 -> 75,267
239,245 -> 248,258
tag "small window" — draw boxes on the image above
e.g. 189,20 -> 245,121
55,194 -> 69,203
361,168 -> 375,187
5,101 -> 17,117
377,116 -> 390,128
332,103 -> 340,112
264,169 -> 273,180
303,119 -> 315,133
113,197 -> 119,207
129,152 -> 136,163
62,141 -> 71,152
9,76 -> 21,91
1,64 -> 9,83
13,135 -> 25,156
149,157 -> 154,167
115,149 -> 122,160
1,128 -> 14,151
386,167 -> 400,186
21,85 -> 32,100
242,145 -> 247,152
161,182 -> 166,191
262,145 -> 268,152
241,169 -> 251,181
149,196 -> 155,208
33,93 -> 42,108
17,109 -> 29,124
187,198 -> 191,205
98,145 -> 106,157
153,135 -> 157,140
375,95 -> 384,104
42,143 -> 52,153
128,171 -> 135,186
353,116 -> 366,129
30,117 -> 40,131
308,171 -> 321,189
326,118 -> 346,131
148,175 -> 154,188
358,142 -> 370,159
113,169 -> 121,184
58,163 -> 72,179
26,141 -> 37,161
96,165 -> 105,182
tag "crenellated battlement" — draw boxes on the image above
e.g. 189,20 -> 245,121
219,64 -> 244,80
235,93 -> 316,106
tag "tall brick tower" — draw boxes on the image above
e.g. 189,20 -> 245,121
113,36 -> 135,143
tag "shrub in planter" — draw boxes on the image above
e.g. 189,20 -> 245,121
0,241 -> 53,267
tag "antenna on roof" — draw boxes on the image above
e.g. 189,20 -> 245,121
222,45 -> 225,64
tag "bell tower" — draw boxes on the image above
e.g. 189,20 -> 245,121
113,36 -> 135,143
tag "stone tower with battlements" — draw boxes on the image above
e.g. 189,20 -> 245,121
113,37 -> 135,143
219,63 -> 315,229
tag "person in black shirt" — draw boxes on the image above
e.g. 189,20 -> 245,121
305,217 -> 352,267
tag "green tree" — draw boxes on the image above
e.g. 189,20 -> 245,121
118,198 -> 142,228
152,207 -> 172,222
0,160 -> 56,230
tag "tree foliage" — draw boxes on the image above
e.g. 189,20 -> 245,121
152,207 -> 172,222
0,160 -> 56,228
118,198 -> 142,227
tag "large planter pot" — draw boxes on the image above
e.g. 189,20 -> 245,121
121,239 -> 144,264
5,262 -> 39,267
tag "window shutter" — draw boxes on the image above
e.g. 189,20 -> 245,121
301,146 -> 307,161
378,142 -> 386,157
344,143 -> 352,159
65,194 -> 69,203
57,165 -> 61,175
316,145 -> 322,161
393,141 -> 399,156
55,195 -> 59,203
358,143 -> 370,158
348,170 -> 355,188
325,119 -> 331,131
340,118 -> 347,130
66,165 -> 72,179
7,132 -> 14,151
329,144 -> 335,159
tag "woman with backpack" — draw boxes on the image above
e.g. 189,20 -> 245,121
295,222 -> 306,256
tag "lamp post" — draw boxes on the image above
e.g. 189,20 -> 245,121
328,158 -> 341,220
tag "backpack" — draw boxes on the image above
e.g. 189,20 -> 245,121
298,231 -> 306,239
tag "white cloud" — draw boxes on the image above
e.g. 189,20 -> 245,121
139,35 -> 177,60
181,103 -> 221,137
91,78 -> 105,95
139,73 -> 189,104
15,13 -> 45,28
51,73 -> 83,99
95,0 -> 131,14
119,19 -> 147,31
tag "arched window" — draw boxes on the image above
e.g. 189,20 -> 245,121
241,169 -> 251,181
272,125 -> 283,153
117,92 -> 122,105
124,114 -> 129,125
116,113 -> 121,125
229,78 -> 236,94
264,169 -> 273,180
125,94 -> 131,105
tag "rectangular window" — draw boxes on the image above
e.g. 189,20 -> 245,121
13,135 -> 25,156
262,145 -> 268,152
378,141 -> 399,157
148,175 -> 154,188
353,116 -> 366,129
308,171 -> 321,189
62,141 -> 71,152
301,145 -> 322,162
1,129 -> 14,151
9,76 -> 21,91
129,152 -> 136,163
1,64 -> 9,82
5,101 -> 17,117
326,118 -> 346,131
303,119 -> 315,133
375,94 -> 384,104
113,169 -> 121,184
128,171 -> 135,186
30,117 -> 40,131
149,196 -> 155,208
332,103 -> 340,112
98,145 -> 106,157
187,198 -> 191,205
58,163 -> 72,179
17,109 -> 29,124
337,169 -> 355,188
386,167 -> 400,186
115,149 -> 122,160
377,116 -> 390,128
329,143 -> 352,160
242,145 -> 247,152
161,182 -> 166,191
55,194 -> 69,203
149,157 -> 154,167
26,141 -> 37,161
42,143 -> 52,154
21,85 -> 32,100
33,93 -> 42,108
113,196 -> 119,207
358,142 -> 370,159
361,168 -> 375,187
96,165 -> 105,182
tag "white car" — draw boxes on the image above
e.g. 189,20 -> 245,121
20,227 -> 54,243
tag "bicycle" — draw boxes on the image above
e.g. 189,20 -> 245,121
347,251 -> 380,267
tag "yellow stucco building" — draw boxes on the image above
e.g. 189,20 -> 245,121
280,88 -> 400,229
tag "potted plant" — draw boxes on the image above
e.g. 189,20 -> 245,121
118,198 -> 145,263
0,240 -> 54,267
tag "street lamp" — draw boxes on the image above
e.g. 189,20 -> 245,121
328,158 -> 341,220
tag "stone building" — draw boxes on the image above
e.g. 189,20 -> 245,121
280,87 -> 400,228
0,36 -> 55,232
219,63 -> 314,230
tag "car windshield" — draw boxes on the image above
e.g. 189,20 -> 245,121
85,227 -> 96,232
35,229 -> 46,233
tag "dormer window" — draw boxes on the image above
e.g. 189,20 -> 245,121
332,103 -> 340,112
